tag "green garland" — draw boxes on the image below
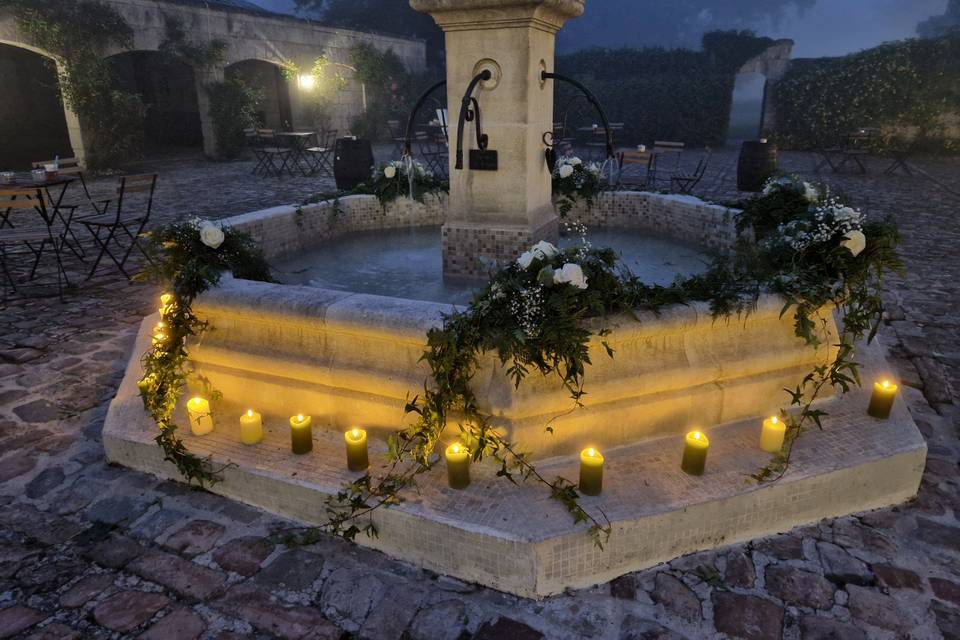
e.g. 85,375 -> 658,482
321,175 -> 900,546
138,177 -> 900,549
137,219 -> 272,485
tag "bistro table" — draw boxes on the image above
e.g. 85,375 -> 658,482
1,173 -> 85,258
274,131 -> 316,176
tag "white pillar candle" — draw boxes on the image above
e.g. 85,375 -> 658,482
187,397 -> 214,436
760,416 -> 786,453
240,409 -> 263,445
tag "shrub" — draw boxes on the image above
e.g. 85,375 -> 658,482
207,77 -> 263,160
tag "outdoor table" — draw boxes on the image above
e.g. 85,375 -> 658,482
275,131 -> 316,176
1,174 -> 85,259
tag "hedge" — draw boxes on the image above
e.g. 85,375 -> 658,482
554,31 -> 775,147
773,35 -> 960,152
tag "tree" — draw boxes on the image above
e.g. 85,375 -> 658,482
294,0 -> 444,68
917,0 -> 960,38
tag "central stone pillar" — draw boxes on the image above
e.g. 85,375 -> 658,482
410,0 -> 585,278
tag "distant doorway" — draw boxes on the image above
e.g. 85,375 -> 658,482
727,72 -> 766,144
226,60 -> 293,130
108,51 -> 203,151
0,43 -> 73,170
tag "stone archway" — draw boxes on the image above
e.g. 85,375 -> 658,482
0,39 -> 88,169
736,39 -> 795,136
107,50 -> 204,151
225,59 -> 293,130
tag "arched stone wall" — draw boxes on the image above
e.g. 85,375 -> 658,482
0,0 -> 426,164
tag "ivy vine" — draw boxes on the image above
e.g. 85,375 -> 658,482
137,220 -> 272,486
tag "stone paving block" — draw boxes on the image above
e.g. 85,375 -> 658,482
765,565 -> 836,610
318,567 -> 386,632
872,563 -> 923,590
60,573 -> 114,608
92,590 -> 169,633
357,582 -> 425,640
84,535 -> 145,569
130,508 -> 190,541
619,614 -> 685,640
712,592 -> 783,640
25,622 -> 82,640
138,607 -> 207,640
930,577 -> 960,607
609,574 -> 638,600
651,573 -> 701,622
846,584 -> 916,634
211,536 -> 273,577
724,551 -> 755,589
408,600 -> 468,640
214,583 -> 340,640
12,399 -> 59,423
24,468 -> 65,499
0,455 -> 37,484
163,519 -> 225,557
256,549 -> 325,592
799,616 -> 867,640
914,517 -> 960,553
931,601 -> 960,640
0,605 -> 46,639
127,549 -> 227,601
87,495 -> 153,526
474,617 -> 545,640
818,542 -> 874,586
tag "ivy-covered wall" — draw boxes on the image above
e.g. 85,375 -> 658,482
773,35 -> 960,152
554,32 -> 776,147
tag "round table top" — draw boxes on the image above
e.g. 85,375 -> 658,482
1,174 -> 76,189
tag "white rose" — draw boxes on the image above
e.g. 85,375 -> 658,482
517,251 -> 535,269
553,263 -> 588,290
803,183 -> 819,202
384,165 -> 397,179
199,222 -> 225,249
569,157 -> 582,166
531,240 -> 559,260
842,230 -> 866,257
558,164 -> 574,179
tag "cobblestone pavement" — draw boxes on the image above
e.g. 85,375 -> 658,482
0,149 -> 959,639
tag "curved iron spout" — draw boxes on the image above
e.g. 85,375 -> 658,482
455,69 -> 492,170
541,70 -> 614,159
404,79 -> 447,157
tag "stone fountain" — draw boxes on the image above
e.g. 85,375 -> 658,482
103,0 -> 925,598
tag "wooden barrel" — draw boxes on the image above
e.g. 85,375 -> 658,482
334,138 -> 374,191
737,141 -> 778,192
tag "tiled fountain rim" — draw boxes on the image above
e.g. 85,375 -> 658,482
214,189 -> 747,332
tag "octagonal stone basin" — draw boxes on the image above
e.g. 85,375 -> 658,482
186,192 -> 837,459
103,191 -> 925,598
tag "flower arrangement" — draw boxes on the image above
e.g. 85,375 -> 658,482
368,159 -> 448,208
552,156 -> 603,218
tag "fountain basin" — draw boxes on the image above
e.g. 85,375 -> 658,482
102,191 -> 924,598
185,192 -> 835,458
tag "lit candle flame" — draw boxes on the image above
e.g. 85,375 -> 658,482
352,428 -> 359,439
452,443 -> 461,454
247,409 -> 253,417
588,447 -> 596,457
190,397 -> 203,407
297,414 -> 303,422
693,431 -> 702,440
771,416 -> 778,424
882,380 -> 890,389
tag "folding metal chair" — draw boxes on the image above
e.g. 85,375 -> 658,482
647,141 -> 684,190
0,187 -> 69,300
616,150 -> 650,190
78,174 -> 157,280
254,129 -> 294,177
671,149 -> 711,194
305,129 -> 338,177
